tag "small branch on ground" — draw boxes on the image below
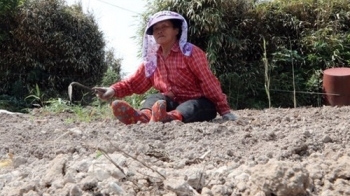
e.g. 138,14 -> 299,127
97,147 -> 126,176
109,141 -> 166,180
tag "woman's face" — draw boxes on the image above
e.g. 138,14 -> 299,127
152,20 -> 179,46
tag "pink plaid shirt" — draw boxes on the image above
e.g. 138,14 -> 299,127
111,43 -> 231,115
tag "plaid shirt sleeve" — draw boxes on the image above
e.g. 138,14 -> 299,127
187,46 -> 231,115
110,63 -> 152,98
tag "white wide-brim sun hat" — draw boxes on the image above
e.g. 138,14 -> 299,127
145,11 -> 184,35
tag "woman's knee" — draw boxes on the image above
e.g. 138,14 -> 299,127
141,93 -> 165,109
177,98 -> 217,123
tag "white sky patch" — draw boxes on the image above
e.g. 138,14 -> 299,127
65,0 -> 147,77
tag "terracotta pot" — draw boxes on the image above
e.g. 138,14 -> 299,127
323,67 -> 350,106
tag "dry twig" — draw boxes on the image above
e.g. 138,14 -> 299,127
109,142 -> 166,180
97,147 -> 126,176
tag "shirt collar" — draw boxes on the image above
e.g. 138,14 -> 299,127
157,42 -> 180,55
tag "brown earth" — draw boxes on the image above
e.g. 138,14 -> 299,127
0,106 -> 350,196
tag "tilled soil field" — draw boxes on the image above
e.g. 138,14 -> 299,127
1,106 -> 350,196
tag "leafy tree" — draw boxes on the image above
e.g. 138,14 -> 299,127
0,0 -> 110,102
0,0 -> 24,42
0,0 -> 23,13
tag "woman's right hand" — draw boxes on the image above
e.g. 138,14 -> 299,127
92,87 -> 115,100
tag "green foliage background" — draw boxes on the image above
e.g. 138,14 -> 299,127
141,0 -> 350,109
1,0 -> 350,112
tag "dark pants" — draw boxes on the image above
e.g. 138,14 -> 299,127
141,93 -> 217,123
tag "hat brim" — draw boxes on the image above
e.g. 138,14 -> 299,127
146,16 -> 183,35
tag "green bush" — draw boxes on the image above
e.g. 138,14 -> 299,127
0,0 -> 108,102
101,49 -> 122,86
